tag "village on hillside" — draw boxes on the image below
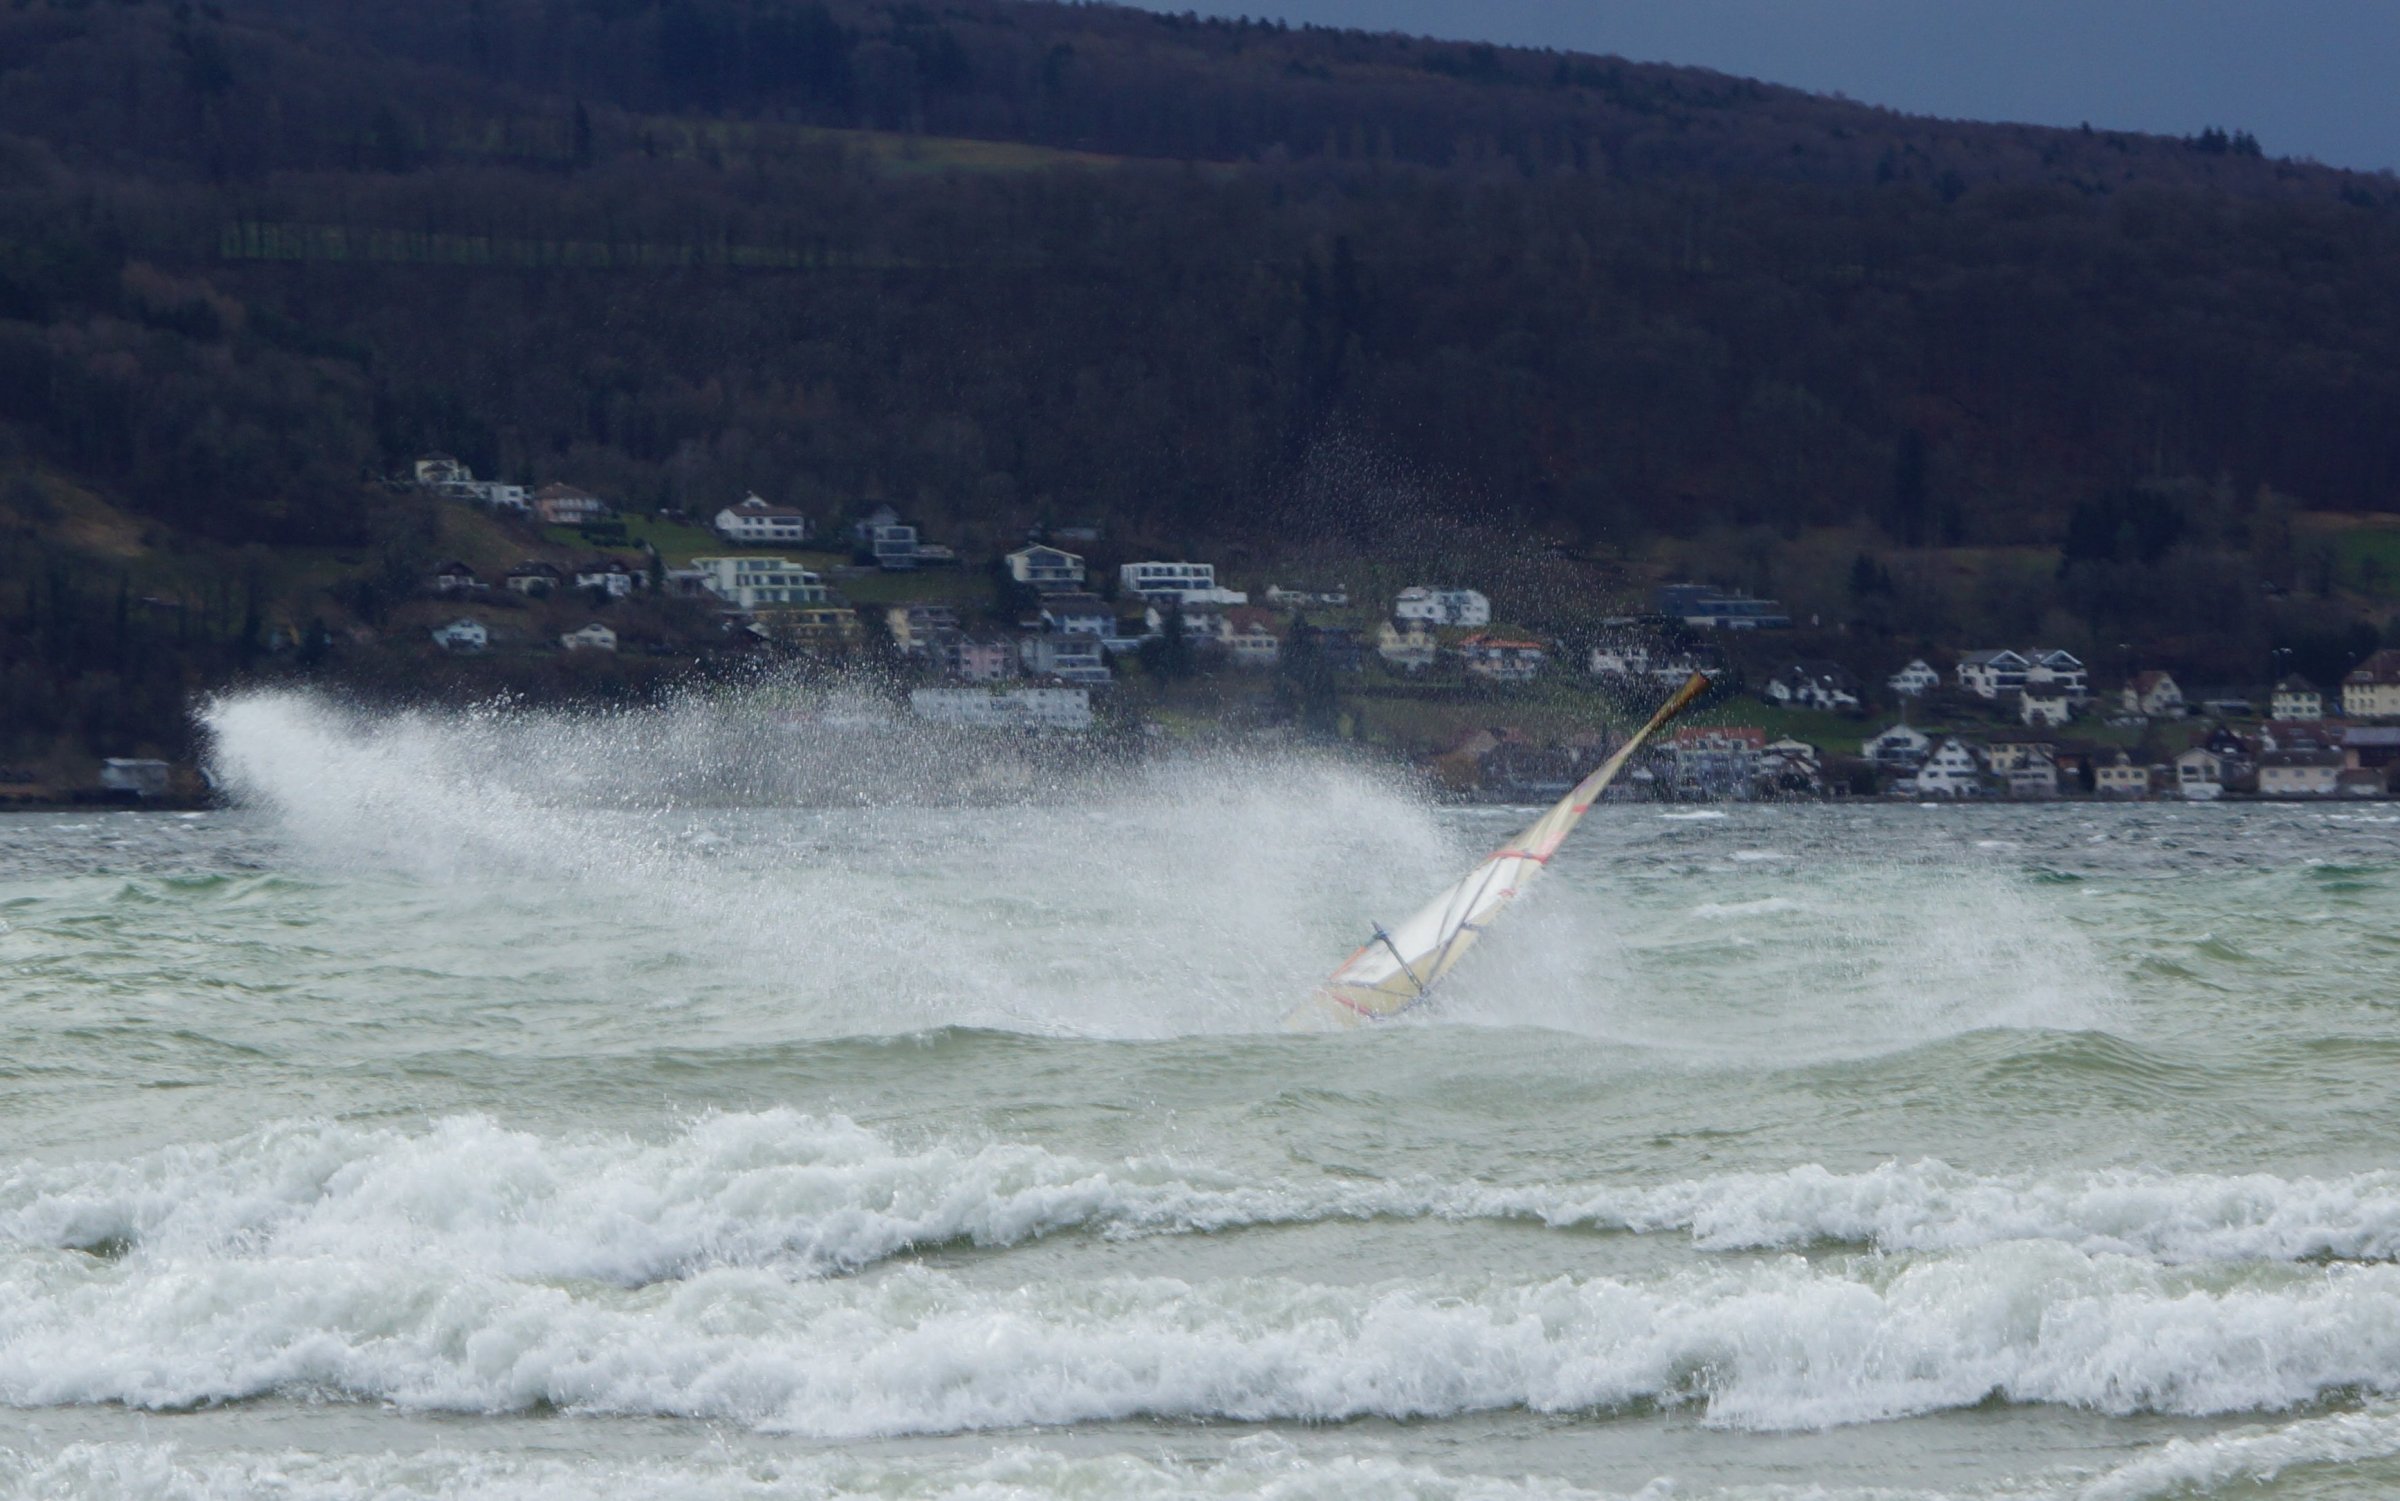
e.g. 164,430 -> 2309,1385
20,455 -> 2400,808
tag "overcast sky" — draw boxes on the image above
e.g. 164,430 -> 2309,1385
1121,0 -> 2396,174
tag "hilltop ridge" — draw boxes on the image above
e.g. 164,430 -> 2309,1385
2,0 -> 2398,773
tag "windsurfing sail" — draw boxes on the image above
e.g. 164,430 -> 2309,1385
1289,671 -> 1711,1029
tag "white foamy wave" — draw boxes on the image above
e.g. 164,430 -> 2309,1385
0,1437 -> 1677,1501
2075,1407 -> 2400,1501
1551,1158 -> 2400,1264
8,1243 -> 2400,1434
1688,898 -> 1809,919
1657,810 -> 1729,821
13,1120 -> 2400,1287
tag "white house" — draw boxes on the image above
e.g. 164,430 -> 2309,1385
574,558 -> 642,597
2004,750 -> 2060,799
2024,649 -> 2089,699
686,556 -> 828,609
1378,618 -> 1439,672
2019,682 -> 2075,728
2174,746 -> 2224,800
1017,633 -> 1111,684
431,618 -> 488,653
414,453 -> 472,487
846,505 -> 921,570
1956,649 -> 2030,700
1393,586 -> 1490,627
1588,643 -> 1653,678
431,560 -> 483,595
2271,677 -> 2324,721
1221,607 -> 1284,667
466,481 -> 530,514
1863,723 -> 1932,768
886,604 -> 960,656
1007,545 -> 1086,591
532,483 -> 610,526
1763,661 -> 1862,712
1760,737 -> 1823,794
1655,583 -> 1792,629
1144,602 -> 1227,640
505,561 -> 564,596
560,622 -> 618,652
1121,561 -> 1245,606
1977,736 -> 2049,774
1914,738 -> 1985,798
2259,748 -> 2342,797
1264,584 -> 1348,608
100,758 -> 172,799
1041,593 -> 1115,636
2094,751 -> 2150,798
1887,659 -> 1941,697
1460,633 -> 1547,683
714,494 -> 811,545
869,521 -> 919,571
950,635 -> 1015,682
1591,644 -> 1714,686
909,685 -> 1093,730
2122,671 -> 2186,718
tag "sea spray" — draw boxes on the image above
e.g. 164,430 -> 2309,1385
196,686 -> 1458,1036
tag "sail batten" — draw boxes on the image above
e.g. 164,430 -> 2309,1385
1288,672 -> 1711,1028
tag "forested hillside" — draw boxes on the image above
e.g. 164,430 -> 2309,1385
4,0 -> 2400,766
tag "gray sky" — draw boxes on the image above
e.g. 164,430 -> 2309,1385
1121,0 -> 2397,173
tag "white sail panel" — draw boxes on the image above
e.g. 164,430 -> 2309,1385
1290,672 -> 1710,1028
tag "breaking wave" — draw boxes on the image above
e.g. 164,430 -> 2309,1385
9,1226 -> 2400,1434
17,1114 -> 2400,1287
11,1106 -> 2400,1440
15,1411 -> 2400,1501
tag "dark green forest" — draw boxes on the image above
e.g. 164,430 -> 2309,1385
3,0 -> 2399,766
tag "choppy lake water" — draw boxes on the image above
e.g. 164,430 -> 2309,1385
6,690 -> 2400,1499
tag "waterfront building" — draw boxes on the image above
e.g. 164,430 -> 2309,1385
2259,748 -> 2342,797
2174,746 -> 2225,800
1914,738 -> 1985,797
2094,750 -> 2150,798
